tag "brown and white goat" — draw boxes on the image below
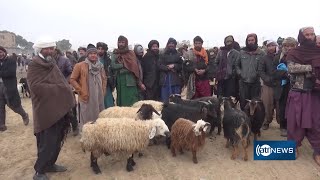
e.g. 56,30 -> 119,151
170,118 -> 211,164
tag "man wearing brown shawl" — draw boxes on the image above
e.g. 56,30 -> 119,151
111,35 -> 142,106
28,38 -> 75,180
286,27 -> 320,166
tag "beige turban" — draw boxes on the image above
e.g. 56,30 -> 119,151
33,36 -> 56,55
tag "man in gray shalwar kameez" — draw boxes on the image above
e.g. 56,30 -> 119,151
70,44 -> 106,130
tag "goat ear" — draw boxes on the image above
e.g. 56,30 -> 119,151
149,127 -> 156,139
152,107 -> 160,116
203,123 -> 211,134
202,107 -> 208,115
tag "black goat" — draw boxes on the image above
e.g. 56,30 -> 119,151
194,96 -> 222,135
221,98 -> 251,161
169,94 -> 219,135
244,98 -> 265,140
161,103 -> 208,148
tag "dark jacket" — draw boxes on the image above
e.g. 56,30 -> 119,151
55,55 -> 73,79
258,53 -> 278,87
141,50 -> 160,88
183,49 -> 210,80
272,53 -> 289,100
158,49 -> 183,86
99,54 -> 115,90
236,48 -> 265,83
214,49 -> 240,80
0,57 -> 21,108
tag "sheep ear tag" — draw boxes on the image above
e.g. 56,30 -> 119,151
149,127 -> 156,139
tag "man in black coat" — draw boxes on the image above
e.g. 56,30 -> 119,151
0,46 -> 29,131
141,40 -> 161,100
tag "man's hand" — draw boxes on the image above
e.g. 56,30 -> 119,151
139,83 -> 146,91
167,64 -> 175,69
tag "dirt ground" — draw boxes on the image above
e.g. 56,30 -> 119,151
0,69 -> 319,180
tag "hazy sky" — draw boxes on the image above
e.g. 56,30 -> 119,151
1,0 -> 319,50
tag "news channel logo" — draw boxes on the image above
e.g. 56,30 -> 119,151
254,141 -> 296,160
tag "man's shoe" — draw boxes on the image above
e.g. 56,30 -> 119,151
0,126 -> 7,132
23,113 -> 29,126
45,164 -> 67,173
280,129 -> 287,137
33,172 -> 48,180
262,124 -> 269,130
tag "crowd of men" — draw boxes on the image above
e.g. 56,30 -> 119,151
0,26 -> 320,180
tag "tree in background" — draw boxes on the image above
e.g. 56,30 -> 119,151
56,39 -> 72,52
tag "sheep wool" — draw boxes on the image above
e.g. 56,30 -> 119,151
98,107 -> 141,119
132,100 -> 163,112
80,118 -> 167,158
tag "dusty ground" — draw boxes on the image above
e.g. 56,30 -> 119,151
0,69 -> 319,180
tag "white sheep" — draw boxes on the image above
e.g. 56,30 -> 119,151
80,117 -> 170,174
99,104 -> 160,120
132,100 -> 164,112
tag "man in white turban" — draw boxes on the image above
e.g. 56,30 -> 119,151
28,38 -> 75,180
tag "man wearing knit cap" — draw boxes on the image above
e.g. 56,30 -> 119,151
0,46 -> 29,132
272,37 -> 298,137
258,40 -> 279,131
70,44 -> 106,128
184,36 -> 211,99
214,35 -> 240,98
97,42 -> 115,109
141,40 -> 161,100
111,35 -> 141,106
236,33 -> 265,110
158,37 -> 183,102
28,38 -> 75,180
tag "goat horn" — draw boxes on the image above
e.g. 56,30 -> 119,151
245,99 -> 251,102
199,101 -> 209,105
208,100 -> 213,104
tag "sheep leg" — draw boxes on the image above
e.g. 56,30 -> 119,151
138,152 -> 143,157
130,154 -> 136,166
179,146 -> 184,154
171,145 -> 177,157
90,153 -> 101,174
231,144 -> 239,160
126,157 -> 134,172
166,137 -> 171,149
192,150 -> 198,164
242,139 -> 248,161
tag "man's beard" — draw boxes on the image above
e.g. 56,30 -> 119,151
118,45 -> 126,50
246,44 -> 258,51
194,46 -> 201,51
302,39 -> 316,47
152,49 -> 159,55
225,44 -> 233,51
98,52 -> 104,57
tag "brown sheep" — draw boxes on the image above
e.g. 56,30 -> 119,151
170,118 -> 211,164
